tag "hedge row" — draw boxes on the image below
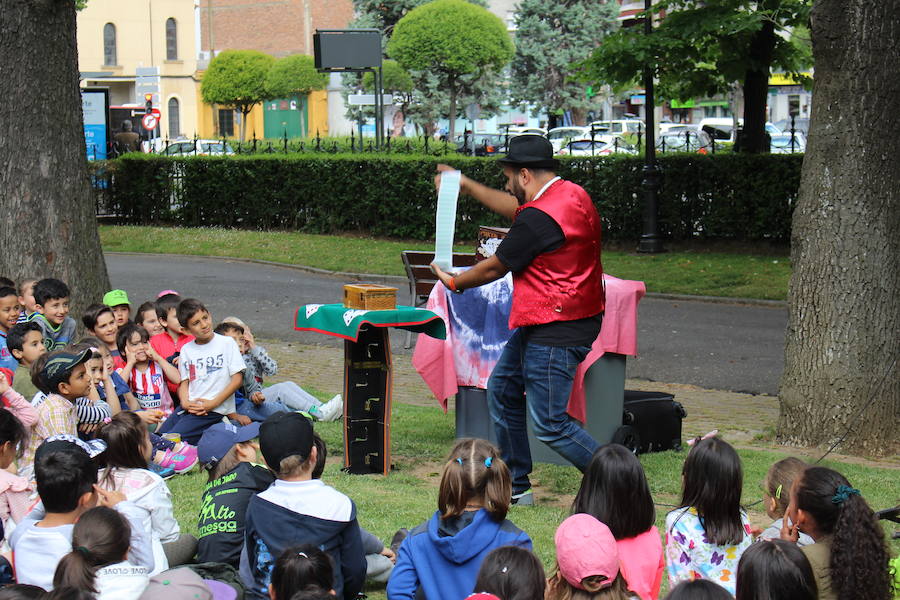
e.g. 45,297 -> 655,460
95,153 -> 802,242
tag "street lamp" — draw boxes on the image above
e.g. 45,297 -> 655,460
638,0 -> 664,253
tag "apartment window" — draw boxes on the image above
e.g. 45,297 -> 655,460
217,108 -> 235,137
166,18 -> 178,60
168,97 -> 181,138
103,23 -> 117,66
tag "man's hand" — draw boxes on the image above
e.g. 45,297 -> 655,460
429,262 -> 455,290
434,164 -> 470,195
95,485 -> 127,508
250,391 -> 266,405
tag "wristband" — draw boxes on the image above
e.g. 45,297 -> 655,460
448,277 -> 462,294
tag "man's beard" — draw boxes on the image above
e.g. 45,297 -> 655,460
510,180 -> 527,205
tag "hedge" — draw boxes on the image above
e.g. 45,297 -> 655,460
95,153 -> 802,242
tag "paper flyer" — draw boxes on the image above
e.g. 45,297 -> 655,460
433,170 -> 461,271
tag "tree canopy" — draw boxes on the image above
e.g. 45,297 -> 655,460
266,54 -> 328,99
511,0 -> 618,124
201,49 -> 275,140
580,0 -> 812,152
387,0 -> 514,140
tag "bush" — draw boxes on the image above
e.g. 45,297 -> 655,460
102,153 -> 802,242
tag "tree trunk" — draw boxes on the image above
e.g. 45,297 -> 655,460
447,75 -> 458,142
739,18 -> 776,154
778,0 -> 900,456
0,0 -> 110,317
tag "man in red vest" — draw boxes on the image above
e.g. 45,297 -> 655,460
431,135 -> 604,505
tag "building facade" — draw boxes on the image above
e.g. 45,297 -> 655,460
77,0 -> 202,141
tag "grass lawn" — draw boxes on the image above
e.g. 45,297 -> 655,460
167,402 -> 899,599
99,226 -> 791,301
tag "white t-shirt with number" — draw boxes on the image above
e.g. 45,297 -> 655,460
177,333 -> 245,416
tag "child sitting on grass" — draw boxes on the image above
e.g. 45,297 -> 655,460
157,299 -> 248,443
116,324 -> 180,421
9,436 -> 154,590
268,545 -> 335,600
148,294 -> 193,402
220,317 -> 342,422
103,290 -> 132,328
82,305 -> 122,369
16,278 -> 38,325
28,279 -> 77,352
757,457 -> 813,545
0,408 -> 34,535
0,286 -> 21,371
7,322 -> 46,402
241,412 -> 366,600
135,302 -> 164,337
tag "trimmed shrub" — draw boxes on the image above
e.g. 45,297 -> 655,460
101,153 -> 802,242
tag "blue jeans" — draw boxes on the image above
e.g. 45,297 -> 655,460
487,329 -> 599,494
237,399 -> 290,422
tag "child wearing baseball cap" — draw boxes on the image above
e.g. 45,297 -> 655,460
196,421 -> 273,569
103,290 -> 132,328
240,412 -> 366,600
546,514 -> 639,600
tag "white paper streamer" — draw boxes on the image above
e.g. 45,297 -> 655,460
434,170 -> 461,271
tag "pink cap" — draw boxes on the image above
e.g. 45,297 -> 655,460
157,289 -> 179,298
555,514 -> 619,590
466,595 -> 502,600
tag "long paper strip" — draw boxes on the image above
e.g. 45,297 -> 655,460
433,170 -> 461,271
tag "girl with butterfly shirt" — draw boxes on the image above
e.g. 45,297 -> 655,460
664,435 -> 753,596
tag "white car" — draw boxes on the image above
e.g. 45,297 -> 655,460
558,136 -> 637,156
506,126 -> 547,137
163,139 -> 235,156
769,132 -> 806,153
588,119 -> 646,137
546,127 -> 589,152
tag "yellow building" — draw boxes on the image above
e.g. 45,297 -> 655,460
77,0 -> 202,140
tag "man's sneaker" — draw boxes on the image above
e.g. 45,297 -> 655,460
148,461 -> 176,480
316,395 -> 344,422
511,489 -> 534,506
158,445 -> 199,474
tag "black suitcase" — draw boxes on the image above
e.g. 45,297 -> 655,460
612,390 -> 686,454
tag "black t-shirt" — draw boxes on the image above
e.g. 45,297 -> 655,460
196,462 -> 275,568
494,207 -> 603,347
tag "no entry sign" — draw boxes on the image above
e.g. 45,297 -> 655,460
142,113 -> 158,131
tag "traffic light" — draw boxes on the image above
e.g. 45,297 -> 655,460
144,92 -> 153,113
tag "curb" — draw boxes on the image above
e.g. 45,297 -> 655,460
104,251 -> 786,308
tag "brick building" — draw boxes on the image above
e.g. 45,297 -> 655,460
198,0 -> 354,137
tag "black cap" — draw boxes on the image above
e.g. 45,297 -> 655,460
259,412 -> 314,470
497,134 -> 560,170
41,349 -> 92,392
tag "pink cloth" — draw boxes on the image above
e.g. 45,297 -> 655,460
0,468 -> 34,528
412,273 -> 645,418
617,526 -> 665,600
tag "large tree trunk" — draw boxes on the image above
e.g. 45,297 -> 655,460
778,0 -> 900,456
739,18 -> 776,154
0,0 -> 110,317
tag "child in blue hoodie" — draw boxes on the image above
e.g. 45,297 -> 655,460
386,438 -> 532,600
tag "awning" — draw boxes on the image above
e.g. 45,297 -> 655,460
769,72 -> 812,86
670,99 -> 696,108
698,100 -> 729,107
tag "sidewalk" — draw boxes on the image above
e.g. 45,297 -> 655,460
258,337 -> 900,470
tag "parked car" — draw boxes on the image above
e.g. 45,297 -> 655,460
546,126 -> 589,152
588,119 -> 645,137
657,129 -> 713,153
455,133 -> 507,156
773,118 -> 810,136
699,118 -> 781,141
769,132 -> 806,153
506,126 -> 547,137
163,139 -> 235,156
558,136 -> 637,156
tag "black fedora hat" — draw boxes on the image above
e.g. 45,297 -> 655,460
498,134 -> 560,170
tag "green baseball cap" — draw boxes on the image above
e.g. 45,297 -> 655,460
103,289 -> 130,307
41,349 -> 92,392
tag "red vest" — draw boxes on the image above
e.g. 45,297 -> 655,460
509,179 -> 604,328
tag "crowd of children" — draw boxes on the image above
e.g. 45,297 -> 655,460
0,275 -> 894,600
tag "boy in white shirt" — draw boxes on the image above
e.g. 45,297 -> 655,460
157,299 -> 248,444
9,436 -> 154,590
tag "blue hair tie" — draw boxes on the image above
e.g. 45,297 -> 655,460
484,457 -> 493,468
456,457 -> 463,466
831,484 -> 860,505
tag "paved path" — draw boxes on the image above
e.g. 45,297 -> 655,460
106,253 -> 787,396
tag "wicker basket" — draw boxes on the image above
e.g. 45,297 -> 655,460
343,283 -> 398,310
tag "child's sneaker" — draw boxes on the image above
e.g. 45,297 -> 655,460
315,394 -> 343,422
157,444 -> 199,474
147,461 -> 176,481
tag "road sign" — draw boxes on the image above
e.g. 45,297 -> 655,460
150,108 -> 161,119
465,103 -> 481,121
141,113 -> 158,131
135,66 -> 160,105
347,94 -> 393,106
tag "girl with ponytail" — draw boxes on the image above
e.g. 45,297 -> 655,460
783,466 -> 891,600
52,506 -> 150,599
386,438 -> 531,600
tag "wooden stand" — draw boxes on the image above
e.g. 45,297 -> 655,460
342,325 -> 392,475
